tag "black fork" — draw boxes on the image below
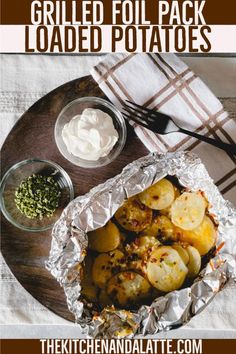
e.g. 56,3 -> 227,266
122,100 -> 236,155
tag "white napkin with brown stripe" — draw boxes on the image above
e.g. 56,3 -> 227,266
91,53 -> 236,201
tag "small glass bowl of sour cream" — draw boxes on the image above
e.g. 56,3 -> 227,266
54,97 -> 127,168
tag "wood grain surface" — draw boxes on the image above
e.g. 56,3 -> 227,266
1,75 -> 148,322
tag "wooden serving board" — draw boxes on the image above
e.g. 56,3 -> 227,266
1,75 -> 148,322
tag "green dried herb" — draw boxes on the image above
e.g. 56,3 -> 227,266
15,174 -> 61,219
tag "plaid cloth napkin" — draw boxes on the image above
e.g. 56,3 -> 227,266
91,53 -> 236,199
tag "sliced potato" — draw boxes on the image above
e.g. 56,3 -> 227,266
83,179 -> 216,308
160,186 -> 180,217
142,215 -> 176,242
177,216 -> 217,255
156,215 -> 177,242
186,245 -> 201,278
126,236 -> 160,275
88,221 -> 120,252
172,243 -> 189,265
171,192 -> 206,230
107,271 -> 151,307
146,246 -> 188,292
126,236 -> 160,258
128,259 -> 147,276
81,255 -> 98,302
139,178 -> 175,210
115,197 -> 153,232
92,250 -> 125,288
141,216 -> 161,237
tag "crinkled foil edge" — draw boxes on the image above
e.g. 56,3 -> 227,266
46,151 -> 236,338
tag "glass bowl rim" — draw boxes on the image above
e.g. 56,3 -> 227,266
0,158 -> 74,232
54,96 -> 127,168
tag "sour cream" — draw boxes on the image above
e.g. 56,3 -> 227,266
62,108 -> 119,161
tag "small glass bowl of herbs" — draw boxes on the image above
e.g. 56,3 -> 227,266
0,159 -> 74,232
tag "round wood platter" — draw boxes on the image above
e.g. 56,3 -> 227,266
1,75 -> 148,322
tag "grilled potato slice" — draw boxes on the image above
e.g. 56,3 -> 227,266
126,259 -> 145,274
171,192 -> 206,230
88,221 -> 121,252
177,216 -> 217,255
92,250 -> 125,288
146,246 -> 188,292
107,271 -> 151,307
81,255 -> 98,302
186,245 -> 201,278
126,236 -> 160,274
126,236 -> 160,258
160,186 -> 180,217
139,178 -> 175,210
172,243 -> 189,265
140,216 -> 161,237
155,215 -> 176,241
115,197 -> 153,232
142,215 -> 176,242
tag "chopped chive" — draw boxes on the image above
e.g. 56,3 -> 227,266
14,174 -> 61,219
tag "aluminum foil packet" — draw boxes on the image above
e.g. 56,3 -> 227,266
46,151 -> 236,338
